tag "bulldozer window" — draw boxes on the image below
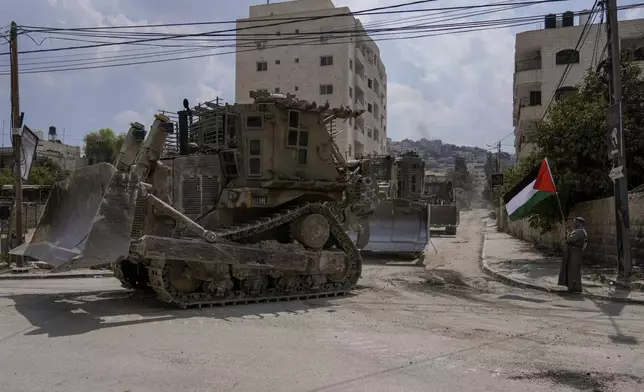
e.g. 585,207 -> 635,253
246,115 -> 264,129
288,110 -> 300,129
247,139 -> 262,176
221,150 -> 239,178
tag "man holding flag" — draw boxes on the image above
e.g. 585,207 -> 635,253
502,158 -> 585,292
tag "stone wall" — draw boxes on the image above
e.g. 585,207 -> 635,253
499,194 -> 644,266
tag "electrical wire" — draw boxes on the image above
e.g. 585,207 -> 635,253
540,0 -> 601,121
487,2 -> 602,154
0,0 -> 530,66
0,0 -> 451,55
19,0 -> 571,32
0,19 -> 551,75
6,0 -> 583,57
4,6 -> 633,75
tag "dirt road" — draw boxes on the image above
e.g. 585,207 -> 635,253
0,210 -> 642,392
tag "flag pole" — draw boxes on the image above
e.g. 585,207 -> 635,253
545,157 -> 567,237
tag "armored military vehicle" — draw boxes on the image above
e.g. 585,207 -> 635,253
11,92 -> 370,308
349,151 -> 430,256
424,180 -> 459,235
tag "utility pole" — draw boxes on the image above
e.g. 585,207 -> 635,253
606,0 -> 632,277
9,21 -> 24,267
496,141 -> 501,173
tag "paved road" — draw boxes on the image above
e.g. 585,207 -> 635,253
0,210 -> 642,392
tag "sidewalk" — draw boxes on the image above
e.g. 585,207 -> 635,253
481,220 -> 644,304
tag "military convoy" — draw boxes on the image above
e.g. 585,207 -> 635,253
11,92 -> 373,308
10,91 -> 460,307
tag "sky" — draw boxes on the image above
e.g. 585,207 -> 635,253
1,0 -> 643,154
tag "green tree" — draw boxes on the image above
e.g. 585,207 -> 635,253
0,168 -> 13,188
497,49 -> 644,230
27,157 -> 70,186
84,128 -> 126,164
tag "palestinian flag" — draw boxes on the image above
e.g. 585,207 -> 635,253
503,158 -> 557,221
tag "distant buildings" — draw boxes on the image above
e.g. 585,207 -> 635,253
235,0 -> 388,159
34,128 -> 82,171
0,126 -> 82,173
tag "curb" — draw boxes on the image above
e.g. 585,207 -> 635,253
0,271 -> 114,280
480,224 -> 644,305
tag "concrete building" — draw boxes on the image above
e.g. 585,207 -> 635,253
513,10 -> 644,161
34,128 -> 82,171
235,0 -> 388,159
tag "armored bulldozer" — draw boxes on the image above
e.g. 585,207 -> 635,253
348,152 -> 430,256
424,180 -> 460,235
11,92 -> 370,308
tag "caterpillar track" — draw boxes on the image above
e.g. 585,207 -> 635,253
114,202 -> 362,308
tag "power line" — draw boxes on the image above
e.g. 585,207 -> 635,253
540,0 -> 602,121
0,19 -> 541,75
6,0 -> 583,56
3,6 -> 631,75
19,0 -> 571,32
2,0 -> 444,55
0,0 -> 528,65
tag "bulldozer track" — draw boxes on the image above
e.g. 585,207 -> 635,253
116,201 -> 362,308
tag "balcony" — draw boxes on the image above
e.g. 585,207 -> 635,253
518,105 -> 543,123
514,57 -> 542,86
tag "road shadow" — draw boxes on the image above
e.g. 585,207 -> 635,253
8,288 -> 349,338
360,251 -> 424,267
590,290 -> 640,346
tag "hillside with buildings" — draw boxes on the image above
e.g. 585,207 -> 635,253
388,137 -> 514,170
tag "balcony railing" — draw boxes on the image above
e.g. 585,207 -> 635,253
515,57 -> 542,72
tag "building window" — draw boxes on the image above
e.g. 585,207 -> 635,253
275,87 -> 280,93
247,139 -> 262,176
286,110 -> 308,165
295,29 -> 299,34
294,85 -> 299,91
294,58 -> 299,63
367,103 -> 372,113
367,128 -> 372,138
555,49 -> 580,65
529,91 -> 541,106
275,59 -> 280,65
349,87 -> 352,97
374,129 -> 379,141
349,59 -> 353,70
349,117 -> 352,126
320,84 -> 334,95
246,115 -> 264,129
555,86 -> 577,101
256,61 -> 267,72
368,78 -> 373,89
320,55 -> 333,66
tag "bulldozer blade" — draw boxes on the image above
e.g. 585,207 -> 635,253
9,163 -> 143,271
429,204 -> 460,228
352,199 -> 429,254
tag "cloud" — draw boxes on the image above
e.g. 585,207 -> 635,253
113,110 -> 144,131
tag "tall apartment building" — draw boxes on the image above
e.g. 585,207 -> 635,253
513,10 -> 644,161
235,0 -> 388,159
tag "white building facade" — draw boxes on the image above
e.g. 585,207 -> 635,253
513,10 -> 644,161
235,0 -> 388,159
